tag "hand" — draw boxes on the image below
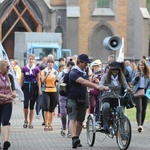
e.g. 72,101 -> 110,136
135,71 -> 140,77
95,78 -> 99,84
103,86 -> 110,91
38,90 -> 42,95
11,94 -> 16,98
6,95 -> 14,100
97,86 -> 109,91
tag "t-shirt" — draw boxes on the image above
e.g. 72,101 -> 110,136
68,69 -> 88,100
22,66 -> 40,82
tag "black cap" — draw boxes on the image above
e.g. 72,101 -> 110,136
78,54 -> 91,63
109,61 -> 120,69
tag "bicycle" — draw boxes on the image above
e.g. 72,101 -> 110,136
86,89 -> 132,150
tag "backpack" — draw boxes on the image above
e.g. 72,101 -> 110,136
59,69 -> 80,96
59,71 -> 70,96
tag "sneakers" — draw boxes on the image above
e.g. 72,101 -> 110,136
61,129 -> 66,136
72,138 -> 80,149
138,126 -> 143,132
36,115 -> 41,119
42,121 -> 45,126
67,131 -> 71,138
3,141 -> 10,150
77,143 -> 82,147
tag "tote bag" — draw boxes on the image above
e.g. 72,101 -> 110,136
134,89 -> 145,98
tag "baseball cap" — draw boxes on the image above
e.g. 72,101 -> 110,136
109,61 -> 120,69
78,54 -> 91,63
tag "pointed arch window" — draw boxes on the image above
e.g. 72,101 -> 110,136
55,26 -> 63,33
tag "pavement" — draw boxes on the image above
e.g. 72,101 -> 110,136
1,100 -> 150,150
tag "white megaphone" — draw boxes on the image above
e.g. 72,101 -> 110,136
102,36 -> 122,51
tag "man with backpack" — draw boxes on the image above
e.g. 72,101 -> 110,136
67,54 -> 109,148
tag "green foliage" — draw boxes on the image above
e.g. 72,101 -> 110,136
125,102 -> 150,122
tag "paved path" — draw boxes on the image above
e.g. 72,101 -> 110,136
1,100 -> 150,150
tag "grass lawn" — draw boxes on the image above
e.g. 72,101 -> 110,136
125,101 -> 150,122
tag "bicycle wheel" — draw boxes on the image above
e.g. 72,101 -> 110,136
116,115 -> 132,150
86,114 -> 96,146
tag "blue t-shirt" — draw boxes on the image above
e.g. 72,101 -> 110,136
68,69 -> 87,100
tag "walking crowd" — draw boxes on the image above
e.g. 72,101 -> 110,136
0,53 -> 150,149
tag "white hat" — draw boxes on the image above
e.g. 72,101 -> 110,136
91,59 -> 102,67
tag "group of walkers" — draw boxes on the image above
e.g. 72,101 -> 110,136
0,53 -> 150,149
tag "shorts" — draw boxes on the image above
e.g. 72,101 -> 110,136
67,98 -> 87,122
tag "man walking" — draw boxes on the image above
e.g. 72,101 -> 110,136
67,54 -> 109,148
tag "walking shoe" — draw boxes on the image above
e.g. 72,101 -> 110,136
3,141 -> 10,150
23,121 -> 28,128
72,138 -> 80,149
77,143 -> 82,147
138,126 -> 143,132
42,121 -> 45,126
61,129 -> 66,136
67,131 -> 71,138
36,115 -> 40,119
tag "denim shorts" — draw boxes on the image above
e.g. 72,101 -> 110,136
67,99 -> 87,122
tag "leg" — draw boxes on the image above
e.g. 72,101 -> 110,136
1,103 -> 12,149
135,97 -> 142,126
102,102 -> 110,129
59,95 -> 67,130
141,97 -> 148,126
44,111 -> 50,131
49,112 -> 54,127
44,111 -> 50,126
28,100 -> 36,128
23,100 -> 29,128
23,108 -> 28,123
61,114 -> 67,130
49,92 -> 58,128
68,99 -> 86,148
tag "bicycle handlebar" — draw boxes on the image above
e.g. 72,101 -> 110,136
106,88 -> 130,99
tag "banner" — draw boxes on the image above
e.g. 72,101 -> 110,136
117,37 -> 124,62
0,43 -> 24,101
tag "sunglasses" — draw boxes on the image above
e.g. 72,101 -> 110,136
112,68 -> 119,71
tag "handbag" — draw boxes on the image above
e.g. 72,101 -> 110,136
134,89 -> 145,98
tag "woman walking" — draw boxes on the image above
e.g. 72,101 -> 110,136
41,58 -> 58,131
0,60 -> 16,149
131,59 -> 150,132
20,54 -> 41,129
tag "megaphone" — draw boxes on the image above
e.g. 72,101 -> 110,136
102,36 -> 122,51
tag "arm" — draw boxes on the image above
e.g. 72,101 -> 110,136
0,93 -> 14,100
20,72 -> 24,88
37,72 -> 42,95
76,77 -> 108,91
